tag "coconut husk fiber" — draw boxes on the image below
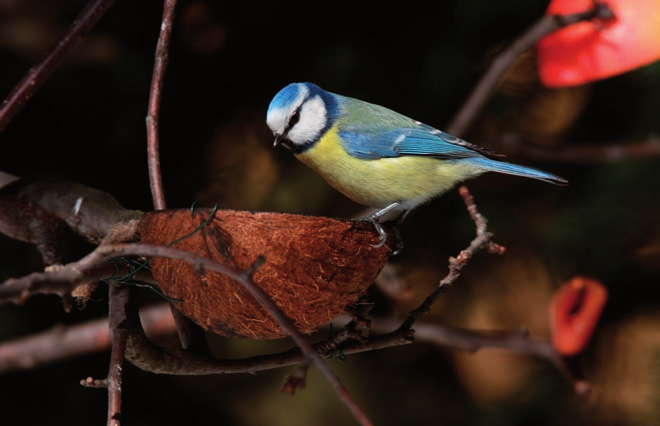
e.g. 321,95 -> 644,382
138,209 -> 393,339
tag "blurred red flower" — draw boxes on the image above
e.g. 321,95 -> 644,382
538,0 -> 660,87
550,276 -> 608,356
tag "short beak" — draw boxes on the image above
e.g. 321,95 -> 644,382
273,134 -> 282,147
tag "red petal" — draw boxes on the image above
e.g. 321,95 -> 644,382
550,276 -> 608,356
538,0 -> 660,87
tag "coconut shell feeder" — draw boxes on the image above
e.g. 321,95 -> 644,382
139,209 -> 394,339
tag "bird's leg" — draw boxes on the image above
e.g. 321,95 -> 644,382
393,208 -> 411,225
388,209 -> 411,255
365,201 -> 401,223
363,202 -> 402,250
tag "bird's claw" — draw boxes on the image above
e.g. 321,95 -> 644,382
369,220 -> 389,249
367,219 -> 404,255
362,202 -> 407,254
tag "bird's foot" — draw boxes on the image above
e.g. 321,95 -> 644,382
361,202 -> 407,254
369,220 -> 389,249
365,219 -> 404,255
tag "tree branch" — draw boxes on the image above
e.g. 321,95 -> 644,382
394,186 -> 504,334
0,304 -> 173,372
0,0 -> 117,133
144,0 -> 208,353
106,285 -> 132,426
146,0 -> 177,211
447,2 -> 615,137
504,138 -> 660,163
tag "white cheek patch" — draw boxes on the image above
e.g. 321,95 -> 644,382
288,95 -> 327,144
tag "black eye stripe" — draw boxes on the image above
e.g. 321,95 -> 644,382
288,108 -> 300,129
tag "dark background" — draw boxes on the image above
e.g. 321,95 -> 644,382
1,0 -> 659,424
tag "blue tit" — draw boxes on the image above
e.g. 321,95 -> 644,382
266,82 -> 567,246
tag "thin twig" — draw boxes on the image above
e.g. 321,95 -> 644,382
189,253 -> 373,425
125,307 -> 412,375
82,377 -> 109,388
395,186 -> 504,334
447,2 -> 615,137
365,315 -> 586,394
0,262 -> 117,305
0,304 -> 174,372
0,0 -> 117,133
146,0 -> 177,210
368,316 -> 556,360
145,0 -> 206,353
107,285 -> 132,426
505,138 -> 660,163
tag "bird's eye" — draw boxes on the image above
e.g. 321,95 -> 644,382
288,109 -> 300,128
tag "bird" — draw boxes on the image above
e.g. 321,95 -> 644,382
266,82 -> 567,247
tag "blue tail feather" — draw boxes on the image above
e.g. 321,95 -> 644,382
467,157 -> 567,185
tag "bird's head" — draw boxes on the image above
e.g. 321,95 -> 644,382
266,82 -> 337,153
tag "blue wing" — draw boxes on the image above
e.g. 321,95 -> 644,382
339,123 -> 495,161
333,95 -> 495,161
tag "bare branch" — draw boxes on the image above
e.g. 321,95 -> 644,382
505,138 -> 660,163
144,0 -> 207,353
0,304 -> 173,373
81,377 -> 109,388
0,0 -> 117,133
447,2 -> 615,137
146,0 -> 178,211
367,316 -> 556,360
0,261 -> 115,305
394,186 -> 504,334
10,180 -> 142,244
107,284 -> 132,426
366,316 -> 587,394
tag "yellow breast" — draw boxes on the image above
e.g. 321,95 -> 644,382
296,126 -> 481,208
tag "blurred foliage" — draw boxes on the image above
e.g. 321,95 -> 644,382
1,0 -> 660,425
